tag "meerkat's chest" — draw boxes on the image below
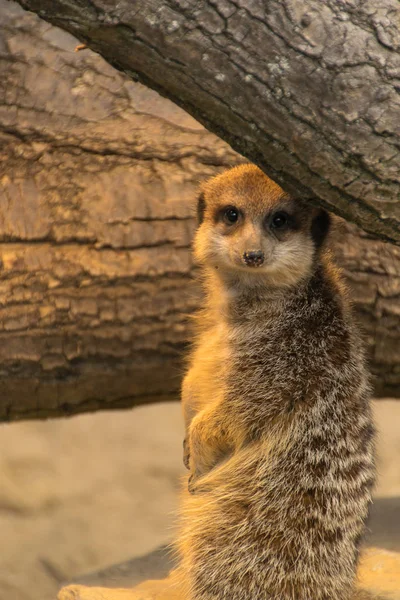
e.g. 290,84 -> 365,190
229,313 -> 331,392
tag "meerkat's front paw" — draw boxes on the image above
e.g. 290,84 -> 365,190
183,438 -> 190,470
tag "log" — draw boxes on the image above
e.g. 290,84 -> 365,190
0,2 -> 399,421
14,0 -> 400,245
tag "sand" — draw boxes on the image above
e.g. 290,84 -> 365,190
0,400 -> 398,600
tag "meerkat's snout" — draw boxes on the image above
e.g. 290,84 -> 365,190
243,250 -> 265,267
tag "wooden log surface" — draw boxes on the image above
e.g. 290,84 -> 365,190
0,1 -> 399,421
15,0 -> 400,245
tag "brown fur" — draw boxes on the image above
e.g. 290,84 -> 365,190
176,165 -> 377,600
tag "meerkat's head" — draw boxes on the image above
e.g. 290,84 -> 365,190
194,164 -> 331,288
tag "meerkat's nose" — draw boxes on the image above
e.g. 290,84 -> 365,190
243,250 -> 264,267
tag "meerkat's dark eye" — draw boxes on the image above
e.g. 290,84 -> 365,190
271,211 -> 289,229
222,206 -> 240,225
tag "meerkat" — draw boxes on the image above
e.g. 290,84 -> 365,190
176,164 -> 377,600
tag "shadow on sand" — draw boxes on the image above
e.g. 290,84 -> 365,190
366,496 -> 400,552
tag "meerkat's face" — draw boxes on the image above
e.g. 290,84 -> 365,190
194,165 -> 330,288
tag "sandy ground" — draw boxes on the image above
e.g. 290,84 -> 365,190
0,400 -> 399,600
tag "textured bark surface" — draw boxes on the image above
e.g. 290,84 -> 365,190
333,223 -> 400,398
0,1 -> 242,421
15,0 -> 400,245
0,2 -> 399,421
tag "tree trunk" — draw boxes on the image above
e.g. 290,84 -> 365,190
0,2 -> 399,422
15,0 -> 400,245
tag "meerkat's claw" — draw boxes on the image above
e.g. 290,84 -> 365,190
183,438 -> 190,470
188,474 -> 197,494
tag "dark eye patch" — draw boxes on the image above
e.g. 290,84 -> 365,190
265,208 -> 298,233
223,206 -> 240,225
271,211 -> 290,230
215,205 -> 243,225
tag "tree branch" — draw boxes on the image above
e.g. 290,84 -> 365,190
15,0 -> 400,244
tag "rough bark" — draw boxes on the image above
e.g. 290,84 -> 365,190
0,2 -> 399,421
0,1 -> 241,421
14,0 -> 400,245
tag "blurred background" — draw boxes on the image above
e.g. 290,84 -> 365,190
0,2 -> 399,599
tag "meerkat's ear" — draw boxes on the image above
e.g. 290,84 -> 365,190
197,192 -> 206,225
311,209 -> 331,248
